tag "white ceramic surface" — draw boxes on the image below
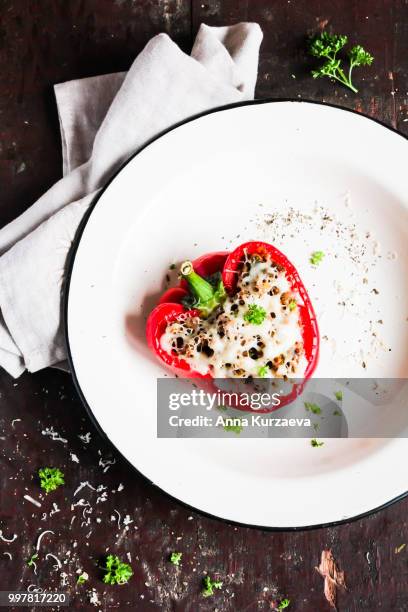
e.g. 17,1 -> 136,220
67,101 -> 408,528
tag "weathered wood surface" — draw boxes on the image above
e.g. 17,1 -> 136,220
1,1 -> 407,610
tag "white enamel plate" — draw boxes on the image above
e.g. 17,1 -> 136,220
66,101 -> 408,529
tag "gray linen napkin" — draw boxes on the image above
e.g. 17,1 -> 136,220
0,22 -> 263,377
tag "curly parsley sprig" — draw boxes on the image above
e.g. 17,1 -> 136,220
310,251 -> 325,266
170,552 -> 182,566
38,467 -> 65,494
202,575 -> 223,597
309,32 -> 373,93
102,554 -> 133,585
244,304 -> 266,325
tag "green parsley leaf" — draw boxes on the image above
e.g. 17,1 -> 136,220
170,552 -> 182,566
310,251 -> 325,266
288,299 -> 297,311
278,599 -> 291,610
244,304 -> 267,325
202,576 -> 223,597
258,365 -> 269,377
223,422 -> 243,435
304,402 -> 321,415
102,554 -> 133,585
308,31 -> 373,93
334,390 -> 343,401
311,438 -> 324,448
38,467 -> 65,494
77,572 -> 88,585
27,553 -> 38,568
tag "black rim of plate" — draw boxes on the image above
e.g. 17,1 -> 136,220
64,98 -> 408,532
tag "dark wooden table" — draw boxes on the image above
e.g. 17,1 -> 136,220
1,1 -> 408,610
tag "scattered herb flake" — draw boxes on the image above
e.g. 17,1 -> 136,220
278,599 -> 291,610
77,572 -> 89,585
38,467 -> 65,494
304,402 -> 321,415
311,438 -> 324,448
310,251 -> 325,266
244,304 -> 267,325
258,365 -> 269,377
102,554 -> 133,585
223,422 -> 243,435
202,576 -> 223,597
169,263 -> 176,270
170,552 -> 182,566
334,391 -> 343,401
395,543 -> 406,554
288,299 -> 297,311
27,553 -> 38,567
333,410 -> 341,416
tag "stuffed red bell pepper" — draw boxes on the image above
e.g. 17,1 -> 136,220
146,241 -> 319,411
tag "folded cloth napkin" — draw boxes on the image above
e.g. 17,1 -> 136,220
0,22 -> 263,378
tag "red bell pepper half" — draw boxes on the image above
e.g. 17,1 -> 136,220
146,242 -> 319,412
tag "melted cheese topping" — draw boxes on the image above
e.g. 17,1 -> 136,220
161,257 -> 307,378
